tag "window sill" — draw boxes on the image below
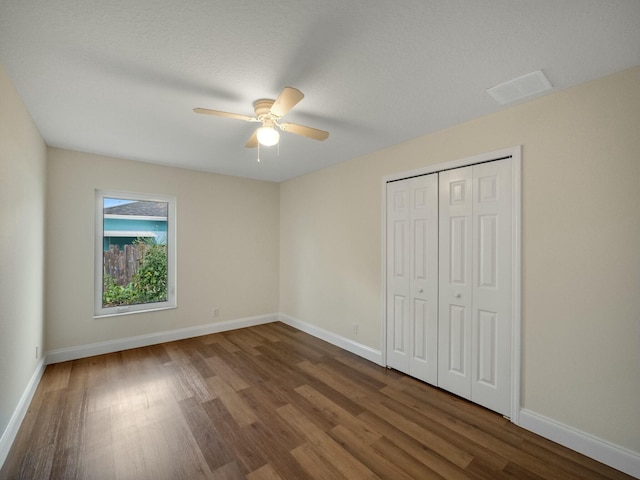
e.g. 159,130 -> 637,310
94,304 -> 177,319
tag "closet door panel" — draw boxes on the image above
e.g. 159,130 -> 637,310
471,159 -> 513,416
447,304 -> 467,374
450,217 -> 468,283
438,167 -> 473,399
477,309 -> 497,386
386,181 -> 410,372
412,297 -> 428,360
409,175 -> 438,384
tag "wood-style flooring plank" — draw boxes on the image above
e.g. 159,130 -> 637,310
1,322 -> 635,480
237,388 -> 306,452
205,354 -> 251,392
357,409 -> 472,480
328,424 -> 416,480
277,403 -> 380,479
358,395 -> 475,470
177,396 -> 235,473
294,384 -> 381,445
290,442 -> 350,480
372,389 -> 513,472
369,436 -> 447,479
201,397 -> 267,474
206,375 -> 258,427
210,461 -> 246,480
245,463 -> 286,480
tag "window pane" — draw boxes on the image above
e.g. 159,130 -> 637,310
102,197 -> 169,308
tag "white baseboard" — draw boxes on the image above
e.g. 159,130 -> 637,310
278,313 -> 383,365
519,409 -> 640,478
0,358 -> 46,469
45,313 -> 278,364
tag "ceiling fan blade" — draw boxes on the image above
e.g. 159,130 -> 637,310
270,87 -> 304,117
193,108 -> 256,122
245,129 -> 258,148
280,122 -> 329,141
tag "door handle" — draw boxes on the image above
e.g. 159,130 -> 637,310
455,293 -> 461,298
418,288 -> 424,293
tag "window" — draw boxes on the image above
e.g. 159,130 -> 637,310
95,190 -> 176,317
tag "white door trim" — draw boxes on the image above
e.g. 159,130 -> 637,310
380,145 -> 522,423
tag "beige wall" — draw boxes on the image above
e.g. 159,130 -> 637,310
46,149 -> 279,351
0,66 -> 47,438
280,67 -> 640,453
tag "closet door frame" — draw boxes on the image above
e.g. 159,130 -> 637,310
381,145 -> 522,424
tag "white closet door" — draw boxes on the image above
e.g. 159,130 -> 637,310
386,174 -> 438,384
408,174 -> 439,384
438,166 -> 473,399
387,157 -> 514,416
471,159 -> 513,416
438,159 -> 513,416
386,180 -> 411,373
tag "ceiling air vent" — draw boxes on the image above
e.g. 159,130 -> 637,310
486,70 -> 552,105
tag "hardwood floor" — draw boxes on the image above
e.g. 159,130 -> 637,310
1,322 -> 634,479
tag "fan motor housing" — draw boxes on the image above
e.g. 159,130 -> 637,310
253,99 -> 275,118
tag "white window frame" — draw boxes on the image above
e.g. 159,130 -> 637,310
95,189 -> 177,317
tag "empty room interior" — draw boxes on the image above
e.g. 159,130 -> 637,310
1,1 -> 639,479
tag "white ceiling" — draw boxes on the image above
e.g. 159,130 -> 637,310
1,1 -> 639,182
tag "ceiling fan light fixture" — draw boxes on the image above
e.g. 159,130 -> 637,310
194,87 -> 329,149
257,126 -> 280,146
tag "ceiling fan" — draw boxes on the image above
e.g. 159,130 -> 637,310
193,87 -> 329,148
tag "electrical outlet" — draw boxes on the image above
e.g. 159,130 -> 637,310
212,307 -> 219,318
352,323 -> 358,334
35,345 -> 39,359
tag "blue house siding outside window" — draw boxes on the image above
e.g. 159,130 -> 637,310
103,218 -> 167,250
103,201 -> 168,251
